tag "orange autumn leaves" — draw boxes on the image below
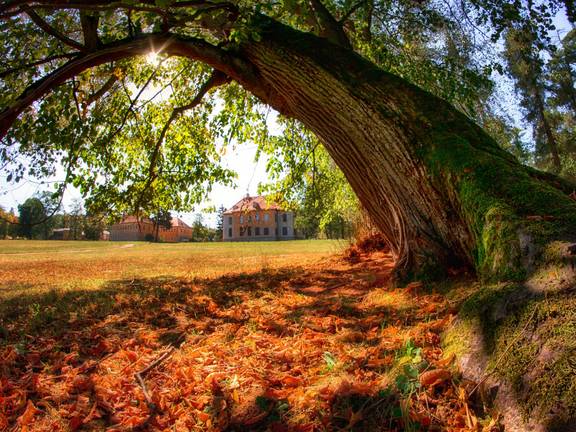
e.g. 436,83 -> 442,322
1,251 -> 495,431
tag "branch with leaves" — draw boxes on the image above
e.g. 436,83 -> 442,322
134,69 -> 231,212
22,5 -> 86,51
0,33 -> 255,139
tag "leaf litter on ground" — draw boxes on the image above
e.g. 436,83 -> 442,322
0,249 -> 501,431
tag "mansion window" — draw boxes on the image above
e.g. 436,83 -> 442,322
240,215 -> 244,224
282,213 -> 287,222
247,227 -> 252,236
228,227 -> 232,237
263,227 -> 269,235
264,214 -> 269,222
282,227 -> 288,236
255,227 -> 260,236
228,217 -> 232,225
255,212 -> 260,222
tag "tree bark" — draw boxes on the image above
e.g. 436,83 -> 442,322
534,90 -> 562,173
233,17 -> 576,281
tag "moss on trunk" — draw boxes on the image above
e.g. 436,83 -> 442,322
422,129 -> 576,281
443,278 -> 576,431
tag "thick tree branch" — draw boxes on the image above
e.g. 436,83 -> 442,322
1,0 -> 235,19
0,33 -> 257,139
22,6 -> 86,51
80,11 -> 101,50
307,0 -> 351,49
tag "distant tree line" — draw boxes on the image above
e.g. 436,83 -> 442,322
0,206 -> 17,239
193,213 -> 218,242
1,194 -> 106,240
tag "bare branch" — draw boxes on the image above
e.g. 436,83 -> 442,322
71,77 -> 83,119
135,69 -> 230,210
338,0 -> 366,24
22,6 -> 86,51
108,60 -> 165,141
0,53 -> 75,78
83,74 -> 117,107
138,65 -> 189,109
153,69 -> 230,164
361,0 -> 373,42
118,78 -> 150,142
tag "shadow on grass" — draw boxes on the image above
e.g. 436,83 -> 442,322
226,390 -> 404,432
0,262 -> 404,343
0,255 -> 426,431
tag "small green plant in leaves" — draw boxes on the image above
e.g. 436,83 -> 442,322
323,351 -> 338,371
395,363 -> 421,395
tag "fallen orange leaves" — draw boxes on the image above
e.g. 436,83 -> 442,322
18,400 -> 41,429
0,250 -> 498,431
419,369 -> 452,387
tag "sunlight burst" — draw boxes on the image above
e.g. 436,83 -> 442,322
146,51 -> 160,67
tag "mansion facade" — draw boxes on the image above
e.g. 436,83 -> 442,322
223,195 -> 295,241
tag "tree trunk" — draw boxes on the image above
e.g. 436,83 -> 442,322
534,91 -> 562,173
235,17 -> 576,281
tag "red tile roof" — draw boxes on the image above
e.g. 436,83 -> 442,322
224,196 -> 283,214
170,217 -> 191,228
117,215 -> 152,224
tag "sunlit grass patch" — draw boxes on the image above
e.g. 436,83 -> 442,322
361,288 -> 414,311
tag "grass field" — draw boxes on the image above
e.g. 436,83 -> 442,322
0,240 -> 484,431
0,239 -> 345,298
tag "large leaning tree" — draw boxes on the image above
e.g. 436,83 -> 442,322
1,0 -> 575,280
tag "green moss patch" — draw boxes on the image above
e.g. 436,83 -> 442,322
423,128 -> 576,281
456,281 -> 576,427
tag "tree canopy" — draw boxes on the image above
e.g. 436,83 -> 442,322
2,0 -> 571,219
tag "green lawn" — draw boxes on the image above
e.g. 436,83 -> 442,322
0,239 -> 345,299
